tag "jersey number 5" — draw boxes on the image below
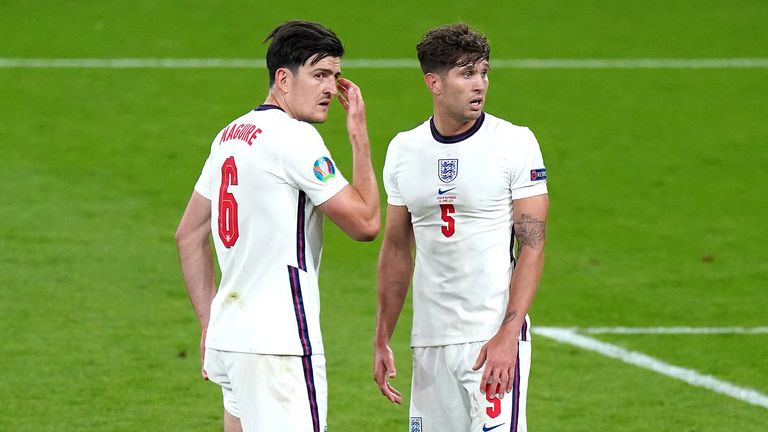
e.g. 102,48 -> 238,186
485,384 -> 501,418
218,156 -> 239,248
440,204 -> 455,238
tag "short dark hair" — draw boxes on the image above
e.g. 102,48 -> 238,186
416,23 -> 490,75
264,21 -> 344,86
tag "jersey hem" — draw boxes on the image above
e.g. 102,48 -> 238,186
205,342 -> 325,356
410,334 -> 531,348
193,184 -> 212,200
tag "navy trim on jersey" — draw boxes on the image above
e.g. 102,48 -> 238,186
509,350 -> 521,432
430,112 -> 485,144
296,192 -> 307,271
254,104 -> 285,112
301,356 -> 321,432
288,265 -> 312,356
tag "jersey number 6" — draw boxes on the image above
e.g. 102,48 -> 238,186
440,204 -> 455,238
218,156 -> 239,248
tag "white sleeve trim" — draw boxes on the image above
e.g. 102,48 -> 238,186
308,179 -> 349,206
511,182 -> 548,200
386,195 -> 406,206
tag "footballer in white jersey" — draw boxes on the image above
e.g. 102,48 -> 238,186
177,21 -> 379,432
383,112 -> 546,348
374,24 -> 548,432
194,105 -> 347,356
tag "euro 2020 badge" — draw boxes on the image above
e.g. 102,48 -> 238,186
410,417 -> 422,432
438,159 -> 458,183
313,156 -> 336,182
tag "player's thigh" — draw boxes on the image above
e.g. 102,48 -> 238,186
236,354 -> 326,432
463,340 -> 531,432
515,340 -> 531,432
204,348 -> 241,419
212,351 -> 327,432
409,346 -> 471,432
224,409 -> 243,432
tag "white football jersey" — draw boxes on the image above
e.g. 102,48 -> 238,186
383,112 -> 547,347
194,105 -> 348,355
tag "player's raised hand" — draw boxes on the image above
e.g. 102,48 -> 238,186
336,78 -> 361,111
472,328 -> 519,399
373,342 -> 402,404
336,78 -> 369,145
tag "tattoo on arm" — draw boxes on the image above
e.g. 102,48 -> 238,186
502,310 -> 518,326
514,213 -> 546,250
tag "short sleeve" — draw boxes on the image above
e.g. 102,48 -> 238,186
510,127 -> 548,200
383,136 -> 405,206
282,125 -> 348,205
193,155 -> 214,200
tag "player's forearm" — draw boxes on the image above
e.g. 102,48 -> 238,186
499,248 -> 545,338
500,195 -> 549,337
345,84 -> 380,225
177,237 -> 217,329
349,138 -> 380,220
375,282 -> 409,345
375,248 -> 412,344
342,103 -> 379,227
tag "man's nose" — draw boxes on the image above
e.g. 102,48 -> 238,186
327,78 -> 338,95
472,75 -> 487,92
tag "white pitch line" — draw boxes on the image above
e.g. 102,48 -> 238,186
533,327 -> 768,410
1,58 -> 768,69
0,58 -> 266,69
584,326 -> 768,335
492,58 -> 768,69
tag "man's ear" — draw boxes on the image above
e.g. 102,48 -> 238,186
275,67 -> 292,94
424,72 -> 441,95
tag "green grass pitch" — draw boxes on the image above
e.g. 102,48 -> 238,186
1,1 -> 767,430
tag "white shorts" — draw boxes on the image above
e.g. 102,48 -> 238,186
409,340 -> 531,432
204,348 -> 327,432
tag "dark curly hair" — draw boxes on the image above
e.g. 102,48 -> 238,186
416,23 -> 490,75
264,21 -> 344,86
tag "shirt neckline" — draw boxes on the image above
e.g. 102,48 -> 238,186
430,112 -> 485,144
254,104 -> 285,112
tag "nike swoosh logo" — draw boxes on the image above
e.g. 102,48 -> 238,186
438,187 -> 456,195
482,424 -> 505,432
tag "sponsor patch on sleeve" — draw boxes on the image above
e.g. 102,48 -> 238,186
530,168 -> 547,181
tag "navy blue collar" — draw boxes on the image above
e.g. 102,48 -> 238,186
430,112 -> 485,144
254,104 -> 285,112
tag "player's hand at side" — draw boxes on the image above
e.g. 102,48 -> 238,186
472,326 -> 519,400
373,342 -> 402,404
336,78 -> 369,145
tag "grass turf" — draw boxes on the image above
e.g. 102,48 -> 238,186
1,1 -> 767,430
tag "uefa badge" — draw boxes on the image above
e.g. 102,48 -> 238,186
409,417 -> 422,432
437,159 -> 458,183
313,156 -> 336,182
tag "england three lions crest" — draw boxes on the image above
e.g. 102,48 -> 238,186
409,417 -> 422,432
438,159 -> 458,183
